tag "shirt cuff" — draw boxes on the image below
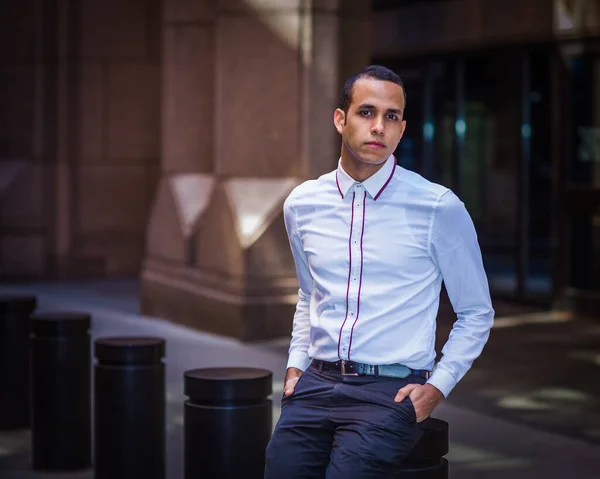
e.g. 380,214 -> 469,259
286,350 -> 312,372
426,367 -> 456,398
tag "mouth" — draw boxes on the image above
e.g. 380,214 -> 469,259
365,141 -> 385,149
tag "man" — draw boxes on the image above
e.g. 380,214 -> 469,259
264,65 -> 494,478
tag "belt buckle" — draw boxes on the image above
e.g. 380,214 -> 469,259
340,360 -> 359,376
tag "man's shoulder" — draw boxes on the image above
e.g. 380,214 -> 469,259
394,166 -> 450,199
286,170 -> 336,202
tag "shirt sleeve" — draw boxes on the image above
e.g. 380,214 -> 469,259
283,193 -> 313,372
426,190 -> 495,397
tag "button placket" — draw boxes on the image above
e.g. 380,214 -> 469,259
348,189 -> 368,359
340,185 -> 365,359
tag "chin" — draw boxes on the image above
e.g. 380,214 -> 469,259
361,153 -> 389,165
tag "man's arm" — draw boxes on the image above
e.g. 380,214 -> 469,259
426,190 -> 495,398
282,194 -> 313,394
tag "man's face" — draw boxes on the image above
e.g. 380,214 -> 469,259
334,78 -> 406,165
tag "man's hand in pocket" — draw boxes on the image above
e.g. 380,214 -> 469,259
283,367 -> 303,397
394,383 -> 444,422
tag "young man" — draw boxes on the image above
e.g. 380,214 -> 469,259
264,65 -> 494,478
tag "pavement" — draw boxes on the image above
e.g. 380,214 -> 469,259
0,280 -> 599,479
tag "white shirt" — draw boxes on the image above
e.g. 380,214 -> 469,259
283,155 -> 495,397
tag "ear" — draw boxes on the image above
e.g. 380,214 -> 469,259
333,108 -> 345,135
394,120 -> 408,150
399,120 -> 407,139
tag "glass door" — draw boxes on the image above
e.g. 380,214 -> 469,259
392,62 -> 425,173
463,52 -> 522,297
565,41 -> 600,295
388,48 -> 557,302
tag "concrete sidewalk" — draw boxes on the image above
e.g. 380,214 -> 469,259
1,282 -> 599,479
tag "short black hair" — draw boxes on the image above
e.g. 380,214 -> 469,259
339,65 -> 406,114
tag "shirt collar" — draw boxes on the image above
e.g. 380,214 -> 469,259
335,154 -> 397,200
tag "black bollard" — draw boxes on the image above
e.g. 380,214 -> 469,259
94,337 -> 166,479
396,417 -> 449,478
30,312 -> 92,471
184,367 -> 273,479
0,294 -> 37,430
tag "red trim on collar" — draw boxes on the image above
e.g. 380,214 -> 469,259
373,160 -> 396,200
336,170 -> 344,198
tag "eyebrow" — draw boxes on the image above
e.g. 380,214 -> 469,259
357,104 -> 402,114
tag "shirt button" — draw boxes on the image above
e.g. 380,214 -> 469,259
350,312 -> 354,316
356,204 -> 361,207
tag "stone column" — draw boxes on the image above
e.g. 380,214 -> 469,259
0,0 -> 48,278
141,0 -> 370,340
70,0 -> 161,276
1,0 -> 162,279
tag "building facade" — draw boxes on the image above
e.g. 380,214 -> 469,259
372,0 -> 600,315
0,0 -> 371,339
1,0 -> 599,337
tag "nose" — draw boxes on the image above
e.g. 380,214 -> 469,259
371,116 -> 384,136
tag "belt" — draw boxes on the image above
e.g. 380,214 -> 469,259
313,360 -> 430,379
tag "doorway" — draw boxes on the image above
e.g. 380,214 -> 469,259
387,46 -> 556,303
564,39 -> 600,312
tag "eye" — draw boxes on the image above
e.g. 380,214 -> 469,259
387,114 -> 398,121
359,110 -> 372,117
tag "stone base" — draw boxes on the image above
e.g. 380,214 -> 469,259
140,276 -> 295,341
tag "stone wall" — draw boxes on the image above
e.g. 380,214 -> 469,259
0,0 -> 161,279
140,0 -> 371,339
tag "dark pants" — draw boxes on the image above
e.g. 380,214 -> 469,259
264,362 -> 426,479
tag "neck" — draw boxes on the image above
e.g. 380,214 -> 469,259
340,143 -> 388,182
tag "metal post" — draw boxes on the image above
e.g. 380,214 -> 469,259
184,367 -> 273,479
30,312 -> 91,471
518,51 -> 532,298
454,57 -> 466,197
0,295 -> 37,430
94,337 -> 166,479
